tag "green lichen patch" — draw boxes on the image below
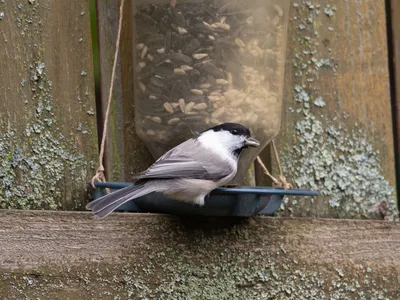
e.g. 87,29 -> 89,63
278,1 -> 398,219
0,61 -> 90,210
281,108 -> 397,219
1,243 -> 397,299
0,129 -> 88,210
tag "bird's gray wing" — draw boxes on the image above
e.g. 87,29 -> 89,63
134,139 -> 234,181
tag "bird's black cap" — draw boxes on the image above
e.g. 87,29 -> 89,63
210,122 -> 251,137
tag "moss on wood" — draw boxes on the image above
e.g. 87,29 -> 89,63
0,1 -> 97,210
0,211 -> 399,299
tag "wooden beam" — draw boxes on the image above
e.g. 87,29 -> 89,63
0,1 -> 97,210
0,211 -> 399,298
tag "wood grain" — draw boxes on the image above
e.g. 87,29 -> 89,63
389,0 -> 400,204
96,0 -> 153,182
0,210 -> 399,298
0,1 -> 97,210
272,0 -> 398,218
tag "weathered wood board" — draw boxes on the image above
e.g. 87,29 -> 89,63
96,0 -> 154,182
0,210 -> 399,299
389,0 -> 400,204
272,0 -> 398,219
0,1 -> 97,210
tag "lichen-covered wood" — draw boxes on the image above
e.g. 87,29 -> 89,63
0,211 -> 399,299
274,0 -> 398,219
96,0 -> 154,182
0,1 -> 97,210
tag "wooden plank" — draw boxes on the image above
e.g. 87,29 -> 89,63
272,0 -> 398,219
389,0 -> 400,207
0,1 -> 97,210
0,211 -> 399,298
96,0 -> 154,182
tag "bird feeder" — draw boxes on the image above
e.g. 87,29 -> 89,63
87,0 -> 317,217
90,182 -> 318,217
134,0 -> 290,185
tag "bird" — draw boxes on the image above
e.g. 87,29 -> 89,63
86,122 -> 260,219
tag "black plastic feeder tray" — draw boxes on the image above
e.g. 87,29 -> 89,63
89,182 -> 317,217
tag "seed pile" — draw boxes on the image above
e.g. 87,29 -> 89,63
134,0 -> 287,158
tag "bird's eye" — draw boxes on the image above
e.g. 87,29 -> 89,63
232,129 -> 238,135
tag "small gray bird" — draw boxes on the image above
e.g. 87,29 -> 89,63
86,123 -> 260,218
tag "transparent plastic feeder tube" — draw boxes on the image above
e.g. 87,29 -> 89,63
133,0 -> 290,185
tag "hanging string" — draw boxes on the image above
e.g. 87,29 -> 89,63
91,0 -> 125,193
256,140 -> 293,189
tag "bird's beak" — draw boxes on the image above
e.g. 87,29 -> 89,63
245,137 -> 260,147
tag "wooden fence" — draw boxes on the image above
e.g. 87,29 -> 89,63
0,0 -> 399,298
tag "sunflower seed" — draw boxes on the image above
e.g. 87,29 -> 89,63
199,83 -> 211,89
212,22 -> 230,30
174,68 -> 186,75
177,27 -> 188,34
231,116 -> 242,123
194,103 -> 207,110
212,107 -> 225,118
150,116 -> 162,123
163,102 -> 174,114
193,53 -> 208,60
168,118 -> 180,125
230,99 -> 243,108
207,95 -> 220,102
202,21 -> 214,31
157,47 -> 165,54
235,38 -> 246,48
146,129 -> 156,136
216,79 -> 229,85
178,98 -> 185,113
141,46 -> 148,59
191,89 -> 203,95
249,113 -> 259,125
244,112 -> 253,121
181,65 -> 193,71
184,102 -> 195,113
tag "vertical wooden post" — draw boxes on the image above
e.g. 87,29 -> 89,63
388,0 -> 400,206
0,0 -> 98,210
96,0 -> 154,183
271,0 -> 397,218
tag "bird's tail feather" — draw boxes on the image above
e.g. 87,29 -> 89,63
86,184 -> 156,219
